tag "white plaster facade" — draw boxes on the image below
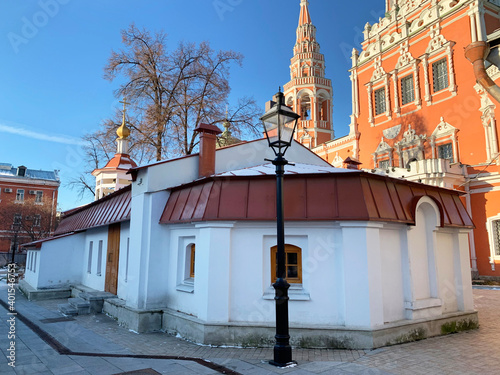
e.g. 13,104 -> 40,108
22,139 -> 477,349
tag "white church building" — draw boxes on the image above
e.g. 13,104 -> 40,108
21,121 -> 477,349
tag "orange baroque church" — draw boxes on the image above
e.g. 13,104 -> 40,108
285,0 -> 500,278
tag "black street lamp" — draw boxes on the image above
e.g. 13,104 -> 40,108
261,89 -> 300,367
11,223 -> 20,264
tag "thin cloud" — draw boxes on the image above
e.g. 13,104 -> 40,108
0,123 -> 85,146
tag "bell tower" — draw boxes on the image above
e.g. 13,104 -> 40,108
92,99 -> 137,200
283,0 -> 334,148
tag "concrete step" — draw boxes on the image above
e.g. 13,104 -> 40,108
68,297 -> 90,315
79,292 -> 117,313
58,303 -> 78,316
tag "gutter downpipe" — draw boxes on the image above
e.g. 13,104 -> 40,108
465,41 -> 500,272
465,41 -> 500,103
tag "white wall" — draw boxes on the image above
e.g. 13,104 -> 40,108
436,231 -> 459,314
117,221 -> 131,299
380,227 -> 405,323
81,227 -> 109,291
126,190 -> 170,309
154,217 -> 474,328
30,234 -> 85,289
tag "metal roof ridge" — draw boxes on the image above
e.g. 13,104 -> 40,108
61,184 -> 131,218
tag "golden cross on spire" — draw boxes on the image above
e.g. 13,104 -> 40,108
117,97 -> 131,140
120,97 -> 130,112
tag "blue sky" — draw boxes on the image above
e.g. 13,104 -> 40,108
0,0 -> 385,210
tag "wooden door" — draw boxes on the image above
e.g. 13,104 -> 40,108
105,223 -> 121,294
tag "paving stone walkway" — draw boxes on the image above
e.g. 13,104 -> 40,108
0,283 -> 499,374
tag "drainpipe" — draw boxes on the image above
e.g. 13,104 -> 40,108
465,41 -> 500,103
462,165 -> 478,274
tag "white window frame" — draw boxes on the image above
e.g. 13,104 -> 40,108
486,214 -> 500,269
125,237 -> 130,282
16,189 -> 24,202
97,240 -> 103,276
87,241 -> 93,274
33,214 -> 41,227
432,58 -> 449,93
176,237 -> 196,293
401,74 -> 415,106
430,118 -> 459,164
35,191 -> 43,203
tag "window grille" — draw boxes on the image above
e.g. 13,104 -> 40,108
378,159 -> 390,169
438,143 -> 453,162
374,88 -> 386,115
401,75 -> 414,105
432,58 -> 448,93
35,191 -> 43,203
493,220 -> 500,256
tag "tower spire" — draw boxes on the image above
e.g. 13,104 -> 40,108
299,0 -> 312,26
283,0 -> 334,148
117,98 -> 131,140
116,98 -> 131,154
91,97 -> 137,200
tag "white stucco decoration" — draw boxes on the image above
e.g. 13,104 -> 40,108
426,24 -> 448,53
431,117 -> 457,138
375,137 -> 392,153
371,56 -> 386,81
383,125 -> 402,140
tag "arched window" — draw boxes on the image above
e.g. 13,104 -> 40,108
271,245 -> 302,284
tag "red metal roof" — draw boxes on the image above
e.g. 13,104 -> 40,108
160,172 -> 474,228
54,185 -> 131,235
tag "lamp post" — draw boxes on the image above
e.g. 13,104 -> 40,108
11,223 -> 20,264
261,89 -> 300,367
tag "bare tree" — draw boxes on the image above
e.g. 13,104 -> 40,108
0,200 -> 56,245
69,24 -> 261,200
103,24 -> 260,160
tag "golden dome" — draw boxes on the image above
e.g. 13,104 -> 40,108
117,98 -> 131,139
116,121 -> 130,139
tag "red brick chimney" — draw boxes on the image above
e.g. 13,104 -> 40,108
195,123 -> 222,178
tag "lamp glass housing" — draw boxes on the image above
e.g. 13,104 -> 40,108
261,92 -> 300,156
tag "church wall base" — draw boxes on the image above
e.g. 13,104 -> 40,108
101,300 -> 478,349
162,308 -> 478,349
103,298 -> 163,333
17,280 -> 71,301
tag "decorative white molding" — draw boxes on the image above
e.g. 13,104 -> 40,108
413,61 -> 422,108
383,124 -> 402,140
395,124 -> 427,167
431,117 -> 458,138
393,70 -> 400,116
422,54 -> 431,105
426,24 -> 447,53
358,0 -> 468,65
475,83 -> 499,162
375,137 -> 392,154
367,83 -> 374,126
371,56 -> 386,81
430,117 -> 459,163
396,41 -> 415,69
